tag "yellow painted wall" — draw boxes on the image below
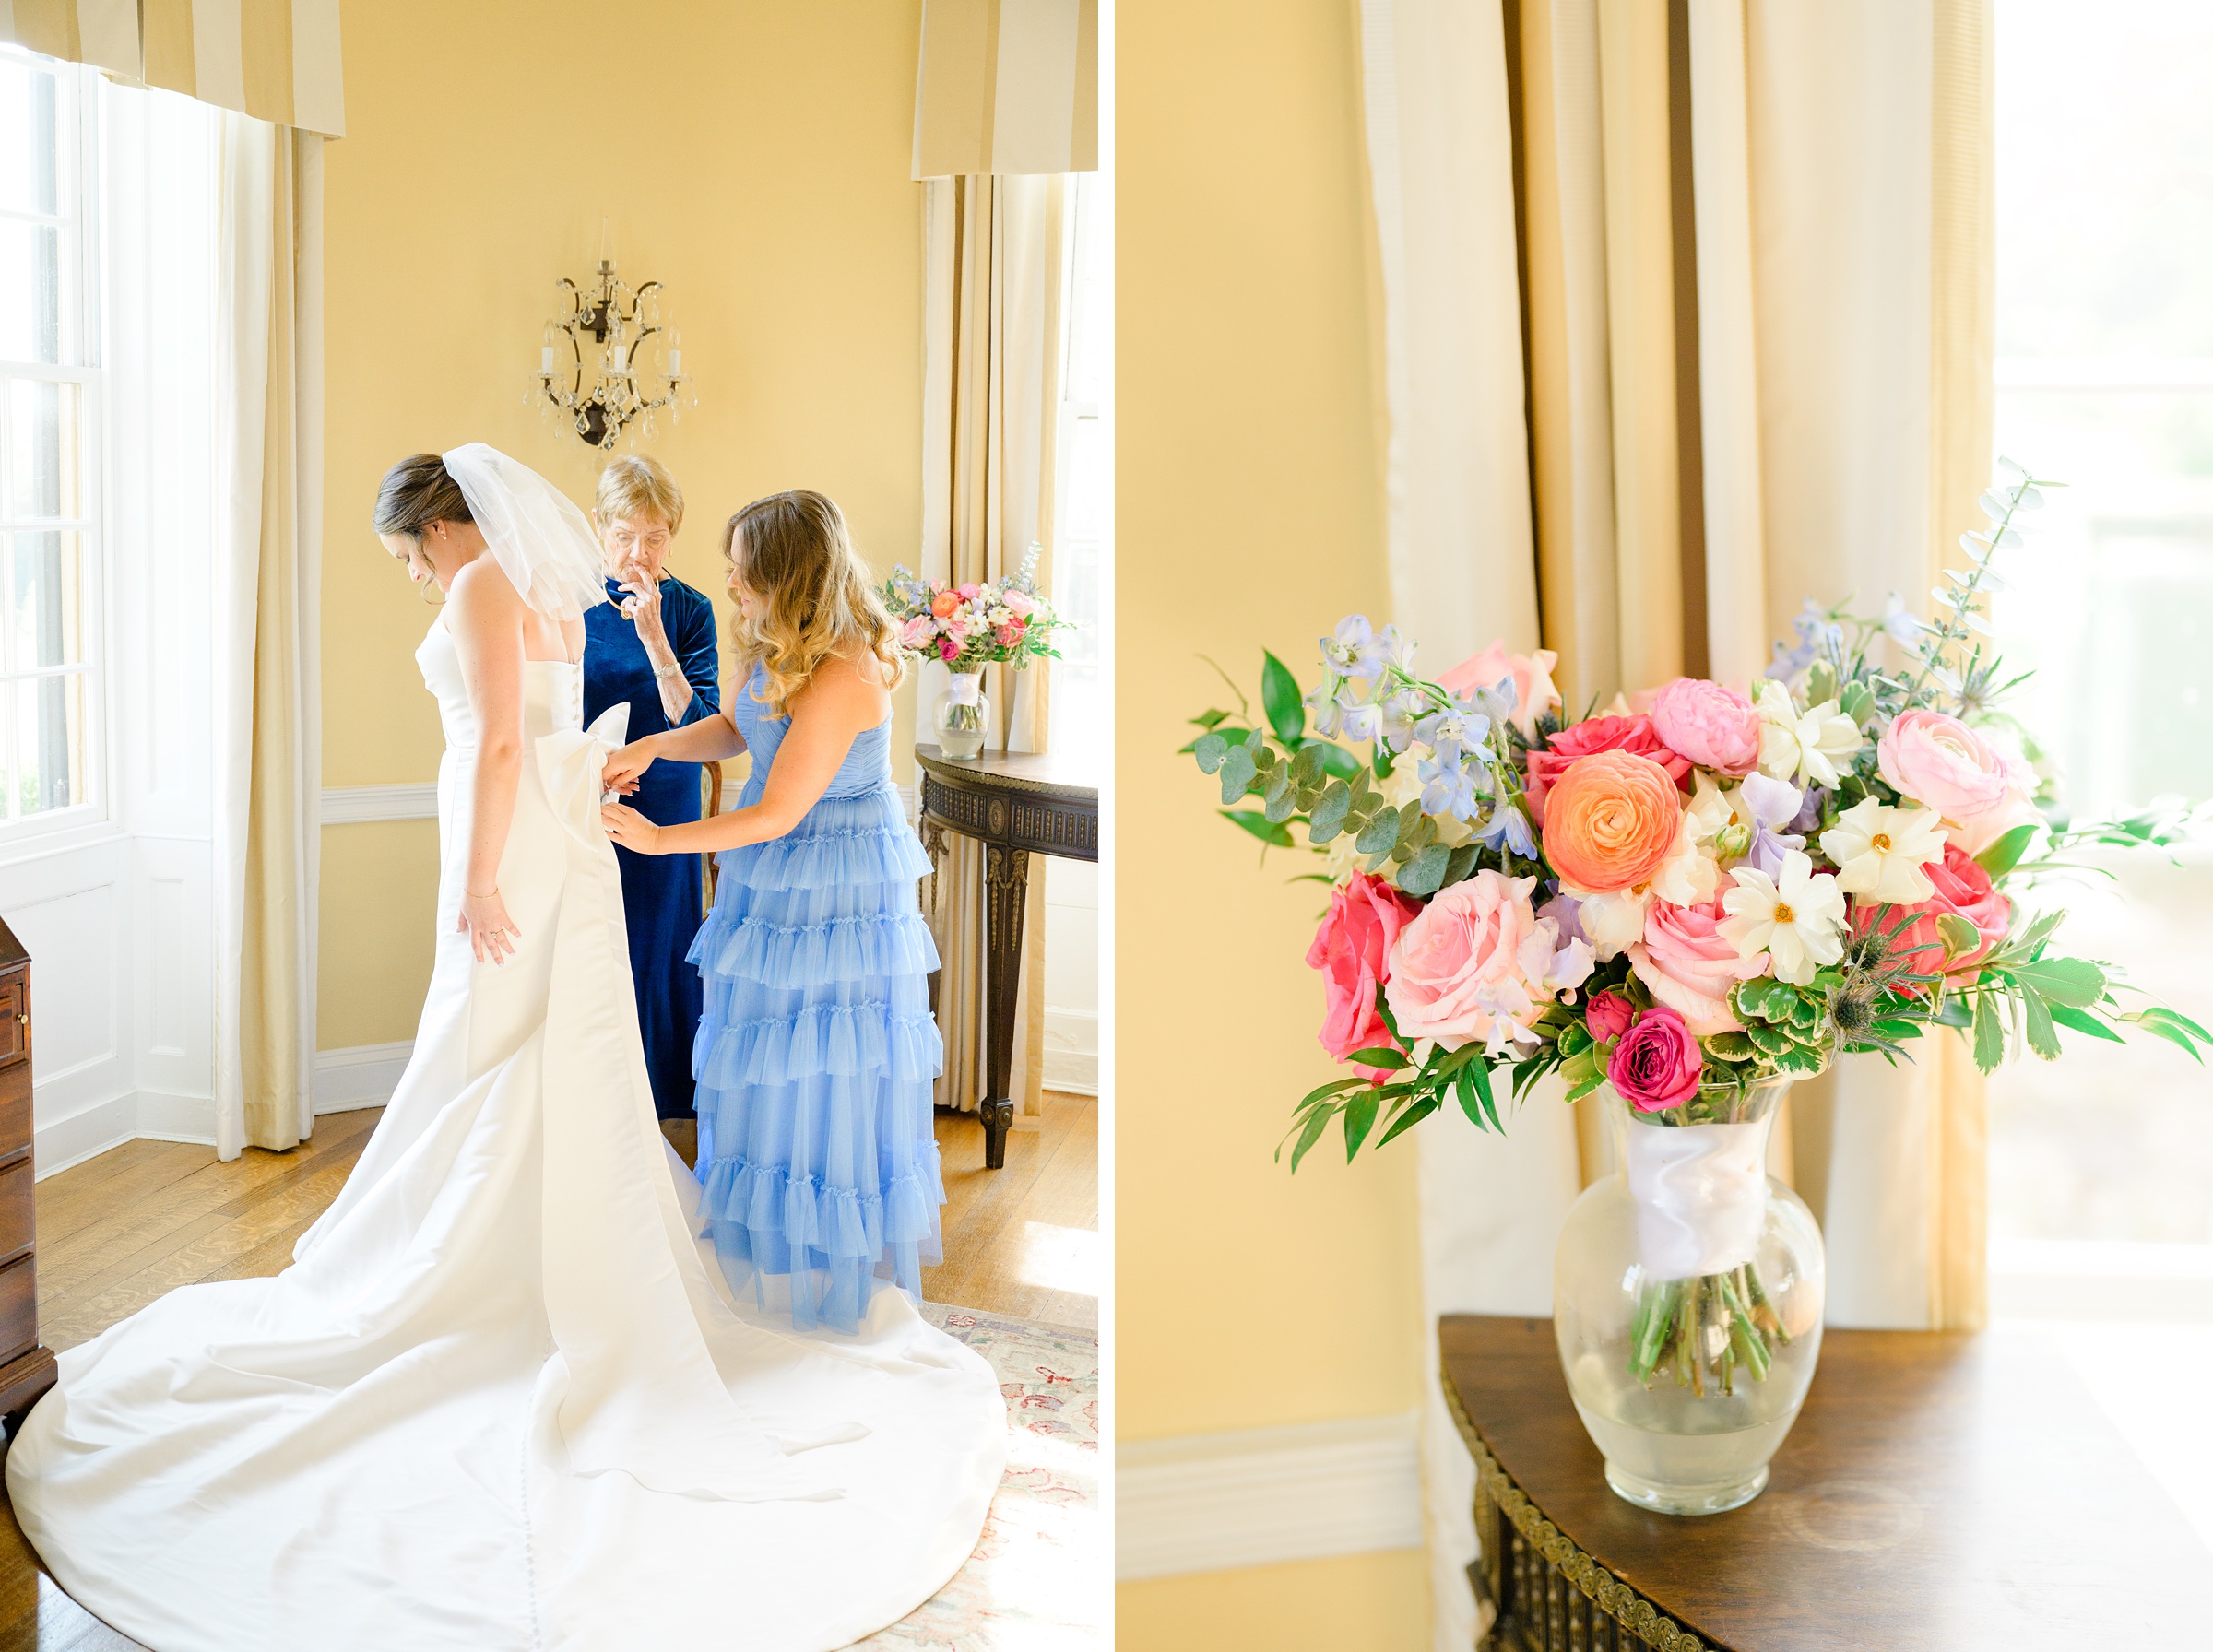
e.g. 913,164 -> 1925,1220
1119,0 -> 1426,1644
317,0 -> 929,1049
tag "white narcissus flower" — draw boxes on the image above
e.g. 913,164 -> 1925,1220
1719,850 -> 1847,986
1754,679 -> 1863,788
1820,797 -> 1948,903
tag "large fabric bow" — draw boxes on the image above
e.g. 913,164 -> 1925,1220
535,702 -> 632,850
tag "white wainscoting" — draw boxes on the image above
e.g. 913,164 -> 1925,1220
321,784 -> 438,824
314,1041 -> 414,1113
1117,1411 -> 1425,1582
1043,857 -> 1099,1095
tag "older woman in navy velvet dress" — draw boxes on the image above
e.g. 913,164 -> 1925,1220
581,457 -> 721,1123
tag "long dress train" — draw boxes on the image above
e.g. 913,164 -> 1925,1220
3,622 -> 1006,1652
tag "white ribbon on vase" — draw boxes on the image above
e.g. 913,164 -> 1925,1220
943,670 -> 985,708
1622,1118 -> 1769,1279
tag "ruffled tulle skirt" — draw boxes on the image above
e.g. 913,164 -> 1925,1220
689,784 -> 946,1333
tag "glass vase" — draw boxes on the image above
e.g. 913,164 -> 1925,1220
933,669 -> 990,760
1553,1076 -> 1825,1516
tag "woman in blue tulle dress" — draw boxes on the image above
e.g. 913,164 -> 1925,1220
601,490 -> 944,1334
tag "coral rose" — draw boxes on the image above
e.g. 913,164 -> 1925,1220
1308,872 -> 1424,1078
1607,1006 -> 1705,1114
1852,841 -> 2011,980
1627,886 -> 1761,1036
1542,749 -> 1685,895
1438,639 -> 1562,737
1384,871 -> 1557,1051
1525,715 -> 1693,823
1649,678 -> 1761,777
1876,709 -> 2037,856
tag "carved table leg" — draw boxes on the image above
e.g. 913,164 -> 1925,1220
981,842 -> 1030,1170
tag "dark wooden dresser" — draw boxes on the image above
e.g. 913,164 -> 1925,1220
0,918 -> 53,1436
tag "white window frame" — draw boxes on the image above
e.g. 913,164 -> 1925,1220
0,48 -> 107,848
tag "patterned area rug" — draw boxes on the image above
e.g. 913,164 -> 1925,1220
855,1305 -> 1102,1650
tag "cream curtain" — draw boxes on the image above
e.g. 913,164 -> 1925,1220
912,0 -> 1100,178
214,113 -> 321,1158
1359,0 -> 1993,1643
919,172 -> 1067,1123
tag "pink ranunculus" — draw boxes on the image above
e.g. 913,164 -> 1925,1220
929,590 -> 959,620
1523,714 -> 1694,824
1438,639 -> 1563,738
1383,871 -> 1554,1050
1002,589 -> 1036,618
1627,885 -> 1761,1036
898,615 -> 938,650
1649,678 -> 1762,777
1585,989 -> 1635,1044
1607,1006 -> 1705,1114
938,637 -> 960,663
1852,841 -> 2012,982
1876,709 -> 2037,856
1308,872 -> 1424,1078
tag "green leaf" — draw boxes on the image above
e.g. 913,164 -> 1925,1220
1342,1089 -> 1380,1159
1218,741 -> 1259,804
1974,821 -> 2039,878
1346,1046 -> 1407,1070
1221,809 -> 1295,847
1262,782 -> 1298,824
1935,913 -> 1982,961
1869,1017 -> 1927,1042
2131,1016 -> 2207,1064
1452,1065 -> 1486,1131
1376,1095 -> 1438,1149
1286,1104 -> 1335,1172
1840,680 -> 1876,726
1397,842 -> 1452,897
1308,781 -> 1354,844
2020,988 -> 2062,1061
1745,1020 -> 1792,1057
2045,1004 -> 2124,1044
1193,732 -> 1229,773
1774,1043 -> 1828,1075
1190,709 -> 1231,730
1440,844 -> 1481,889
1787,993 -> 1822,1032
1261,652 -> 1307,745
1372,746 -> 1395,779
1297,1075 -> 1372,1108
1702,1030 -> 1756,1062
1557,1021 -> 1593,1059
1290,741 -> 1326,791
2139,1004 -> 2213,1044
1971,991 -> 2006,1073
1355,810 -> 1401,857
1313,742 -> 1366,781
2004,957 -> 2106,1009
1471,1059 -> 1501,1131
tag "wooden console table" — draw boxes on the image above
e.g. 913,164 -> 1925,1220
1440,1314 -> 2205,1650
0,917 -> 53,1438
915,744 -> 1097,1169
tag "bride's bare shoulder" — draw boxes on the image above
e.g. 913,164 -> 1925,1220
447,556 -> 524,617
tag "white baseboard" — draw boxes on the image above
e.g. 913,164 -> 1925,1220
33,1092 -> 141,1179
314,1041 -> 414,1113
1117,1411 -> 1424,1582
135,1089 -> 217,1145
321,783 -> 437,824
1043,1006 -> 1098,1095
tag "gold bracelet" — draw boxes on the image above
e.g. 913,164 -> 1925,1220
466,886 -> 499,899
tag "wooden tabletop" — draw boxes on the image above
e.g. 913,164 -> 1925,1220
914,743 -> 1098,801
1440,1314 -> 2207,1650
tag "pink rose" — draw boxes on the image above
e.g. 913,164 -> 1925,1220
929,590 -> 959,620
1649,678 -> 1761,777
1876,709 -> 2036,856
1003,589 -> 1036,618
1585,989 -> 1635,1044
1308,873 -> 1423,1078
1384,871 -> 1557,1050
1852,841 -> 2011,981
898,615 -> 938,650
1438,639 -> 1562,737
943,616 -> 975,644
1627,886 -> 1761,1035
955,582 -> 983,600
1607,1006 -> 1705,1114
1524,715 -> 1694,824
937,637 -> 959,663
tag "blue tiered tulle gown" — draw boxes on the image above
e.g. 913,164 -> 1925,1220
690,664 -> 947,1333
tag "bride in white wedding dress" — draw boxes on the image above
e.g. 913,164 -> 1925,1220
4,445 -> 1005,1652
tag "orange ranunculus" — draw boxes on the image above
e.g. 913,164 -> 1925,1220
1542,749 -> 1683,894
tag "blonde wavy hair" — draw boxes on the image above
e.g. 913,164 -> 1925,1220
724,490 -> 905,714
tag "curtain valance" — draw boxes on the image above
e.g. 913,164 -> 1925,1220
913,0 -> 1097,178
3,0 -> 345,137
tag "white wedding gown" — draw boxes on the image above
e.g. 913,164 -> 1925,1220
6,623 -> 1006,1652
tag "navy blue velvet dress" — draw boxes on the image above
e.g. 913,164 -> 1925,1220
582,573 -> 721,1119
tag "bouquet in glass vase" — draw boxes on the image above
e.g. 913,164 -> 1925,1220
1187,462 -> 2211,1513
882,548 -> 1066,760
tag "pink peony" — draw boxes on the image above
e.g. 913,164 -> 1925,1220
1649,678 -> 1761,777
1876,709 -> 2037,856
1438,639 -> 1563,737
1524,715 -> 1694,823
1627,886 -> 1761,1035
929,589 -> 960,620
1607,1006 -> 1705,1114
1853,841 -> 2011,981
1308,873 -> 1424,1078
898,615 -> 938,650
1384,871 -> 1557,1051
1003,589 -> 1037,618
1585,989 -> 1635,1044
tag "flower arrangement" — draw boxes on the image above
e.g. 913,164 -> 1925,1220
881,548 -> 1067,673
1188,462 -> 2210,1393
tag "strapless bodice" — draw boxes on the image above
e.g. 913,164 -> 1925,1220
417,619 -> 585,752
728,664 -> 895,805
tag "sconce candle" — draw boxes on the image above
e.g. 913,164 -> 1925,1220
534,230 -> 695,449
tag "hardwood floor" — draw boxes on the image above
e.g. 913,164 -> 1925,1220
0,1089 -> 1097,1648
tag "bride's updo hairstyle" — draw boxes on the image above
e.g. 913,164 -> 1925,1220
725,490 -> 905,715
372,454 -> 472,540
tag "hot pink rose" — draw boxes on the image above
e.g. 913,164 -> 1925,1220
929,590 -> 960,620
1384,871 -> 1555,1050
1438,639 -> 1562,737
937,637 -> 959,662
1308,872 -> 1424,1077
1524,715 -> 1694,823
898,615 -> 938,650
1607,1006 -> 1704,1114
1876,709 -> 2036,856
1852,841 -> 2011,980
1585,989 -> 1635,1044
1649,678 -> 1761,777
1627,886 -> 1760,1035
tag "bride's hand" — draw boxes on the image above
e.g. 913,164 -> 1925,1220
458,890 -> 522,965
601,737 -> 657,796
601,802 -> 663,854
